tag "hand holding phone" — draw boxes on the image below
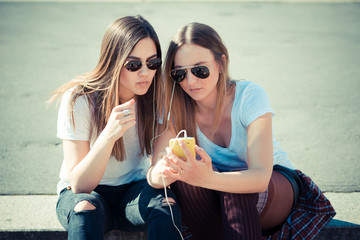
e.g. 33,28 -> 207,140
169,137 -> 195,159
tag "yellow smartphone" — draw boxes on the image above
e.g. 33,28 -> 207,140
169,137 -> 195,159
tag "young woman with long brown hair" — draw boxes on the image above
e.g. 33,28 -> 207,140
147,22 -> 335,240
49,16 -> 182,240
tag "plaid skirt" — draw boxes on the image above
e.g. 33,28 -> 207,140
262,170 -> 336,240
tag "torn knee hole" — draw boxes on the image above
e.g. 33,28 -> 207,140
74,200 -> 96,212
161,197 -> 176,206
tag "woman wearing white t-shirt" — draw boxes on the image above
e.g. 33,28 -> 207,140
49,16 -> 182,240
148,22 -> 335,240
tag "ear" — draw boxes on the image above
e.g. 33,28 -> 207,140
221,54 -> 226,63
219,54 -> 226,74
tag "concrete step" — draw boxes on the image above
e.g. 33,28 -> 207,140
0,193 -> 359,239
1,224 -> 360,240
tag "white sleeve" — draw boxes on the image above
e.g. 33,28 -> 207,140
57,91 -> 91,141
240,82 -> 274,128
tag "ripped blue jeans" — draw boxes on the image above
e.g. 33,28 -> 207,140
56,179 -> 182,240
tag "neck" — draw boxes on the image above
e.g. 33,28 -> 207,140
196,92 -> 218,115
119,87 -> 136,103
120,95 -> 136,104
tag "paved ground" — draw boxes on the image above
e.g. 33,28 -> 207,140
0,1 -> 359,237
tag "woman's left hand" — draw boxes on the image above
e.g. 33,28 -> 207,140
163,141 -> 215,187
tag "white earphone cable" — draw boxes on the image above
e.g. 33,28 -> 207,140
150,82 -> 176,152
151,81 -> 183,239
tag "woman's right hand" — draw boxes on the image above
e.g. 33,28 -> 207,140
102,99 -> 136,142
65,99 -> 136,193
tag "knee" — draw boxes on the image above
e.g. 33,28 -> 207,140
158,189 -> 178,207
161,197 -> 176,206
74,200 -> 96,212
150,191 -> 179,210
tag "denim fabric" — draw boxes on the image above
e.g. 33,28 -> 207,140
56,180 -> 182,240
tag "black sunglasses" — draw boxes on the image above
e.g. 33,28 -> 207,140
124,58 -> 162,72
170,65 -> 210,83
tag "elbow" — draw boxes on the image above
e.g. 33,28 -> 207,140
257,183 -> 269,193
252,166 -> 272,192
252,180 -> 269,193
146,175 -> 164,189
146,167 -> 166,189
258,175 -> 272,192
70,184 -> 91,194
148,182 -> 163,189
68,177 -> 93,194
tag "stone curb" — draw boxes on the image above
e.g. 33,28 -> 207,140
0,193 -> 359,239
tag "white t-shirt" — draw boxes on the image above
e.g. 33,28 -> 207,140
197,81 -> 294,172
56,90 -> 150,195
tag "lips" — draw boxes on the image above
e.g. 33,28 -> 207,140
136,81 -> 150,86
189,87 -> 202,92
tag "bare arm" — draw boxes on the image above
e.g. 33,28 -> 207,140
64,100 -> 136,194
63,133 -> 115,194
164,112 -> 273,193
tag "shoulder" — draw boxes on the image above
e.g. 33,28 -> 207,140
61,88 -> 90,109
234,80 -> 264,92
233,80 -> 267,102
58,88 -> 93,123
232,80 -> 273,127
57,88 -> 93,140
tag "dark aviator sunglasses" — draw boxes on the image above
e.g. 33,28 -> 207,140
124,58 -> 162,72
170,65 -> 210,83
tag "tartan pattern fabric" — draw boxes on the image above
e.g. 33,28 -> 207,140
263,170 -> 336,240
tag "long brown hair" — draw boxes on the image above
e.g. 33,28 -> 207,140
49,15 -> 161,161
162,22 -> 233,140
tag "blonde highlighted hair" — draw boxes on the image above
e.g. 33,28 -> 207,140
49,15 -> 161,161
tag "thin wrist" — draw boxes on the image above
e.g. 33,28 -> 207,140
98,129 -> 117,145
202,171 -> 220,190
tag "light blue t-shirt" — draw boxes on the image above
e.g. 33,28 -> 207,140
197,81 -> 294,172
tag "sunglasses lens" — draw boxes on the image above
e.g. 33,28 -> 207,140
191,66 -> 210,79
170,69 -> 187,82
147,58 -> 162,70
124,60 -> 142,72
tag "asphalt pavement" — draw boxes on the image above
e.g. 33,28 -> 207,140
0,0 -> 359,238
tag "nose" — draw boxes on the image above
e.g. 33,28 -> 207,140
186,70 -> 197,85
138,63 -> 149,77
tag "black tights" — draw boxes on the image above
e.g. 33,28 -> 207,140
171,182 -> 261,240
260,171 -> 294,233
171,168 -> 296,240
